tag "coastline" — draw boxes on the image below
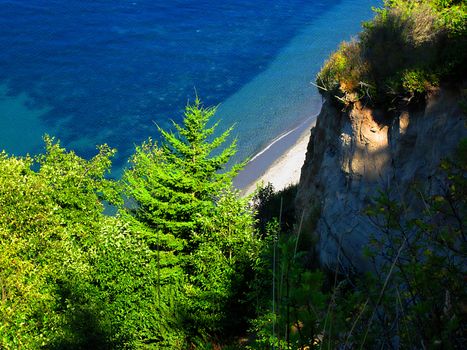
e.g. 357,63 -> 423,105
234,115 -> 317,195
216,0 -> 377,172
222,0 -> 378,197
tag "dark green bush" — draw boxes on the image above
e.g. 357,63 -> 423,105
253,182 -> 298,234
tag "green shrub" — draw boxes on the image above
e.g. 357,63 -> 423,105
0,139 -> 117,349
401,68 -> 439,94
440,3 -> 467,37
316,41 -> 371,104
253,182 -> 298,234
247,223 -> 327,350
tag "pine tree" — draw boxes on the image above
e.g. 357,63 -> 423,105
124,97 -> 240,244
122,97 -> 249,345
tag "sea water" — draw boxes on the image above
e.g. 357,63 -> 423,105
0,0 -> 380,175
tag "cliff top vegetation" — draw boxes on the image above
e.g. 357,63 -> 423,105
316,0 -> 466,108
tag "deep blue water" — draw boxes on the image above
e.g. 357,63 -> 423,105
0,0 -> 379,173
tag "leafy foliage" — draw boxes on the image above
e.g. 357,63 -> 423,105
248,188 -> 327,349
316,41 -> 371,105
248,231 -> 327,349
0,137 -> 116,349
252,182 -> 298,235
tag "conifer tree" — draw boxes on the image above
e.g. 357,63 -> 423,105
124,97 -> 240,246
122,98 -> 251,345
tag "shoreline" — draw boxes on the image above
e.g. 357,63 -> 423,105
223,0 -> 377,197
217,0 -> 376,174
234,114 -> 317,195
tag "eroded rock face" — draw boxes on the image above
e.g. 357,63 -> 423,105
296,89 -> 466,271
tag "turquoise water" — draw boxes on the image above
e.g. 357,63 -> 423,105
0,0 -> 380,173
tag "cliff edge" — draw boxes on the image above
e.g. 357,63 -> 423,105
296,89 -> 466,270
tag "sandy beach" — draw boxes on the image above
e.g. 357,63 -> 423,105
235,118 -> 316,196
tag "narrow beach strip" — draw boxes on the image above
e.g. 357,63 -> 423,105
234,115 -> 317,195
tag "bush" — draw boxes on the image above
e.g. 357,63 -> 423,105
316,41 -> 371,104
361,3 -> 443,99
247,222 -> 327,350
0,139 -> 117,349
401,68 -> 439,94
252,182 -> 298,234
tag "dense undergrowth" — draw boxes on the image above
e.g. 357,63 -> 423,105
316,0 -> 466,108
0,100 -> 260,349
1,99 -> 466,349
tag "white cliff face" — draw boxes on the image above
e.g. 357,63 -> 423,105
296,89 -> 466,271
